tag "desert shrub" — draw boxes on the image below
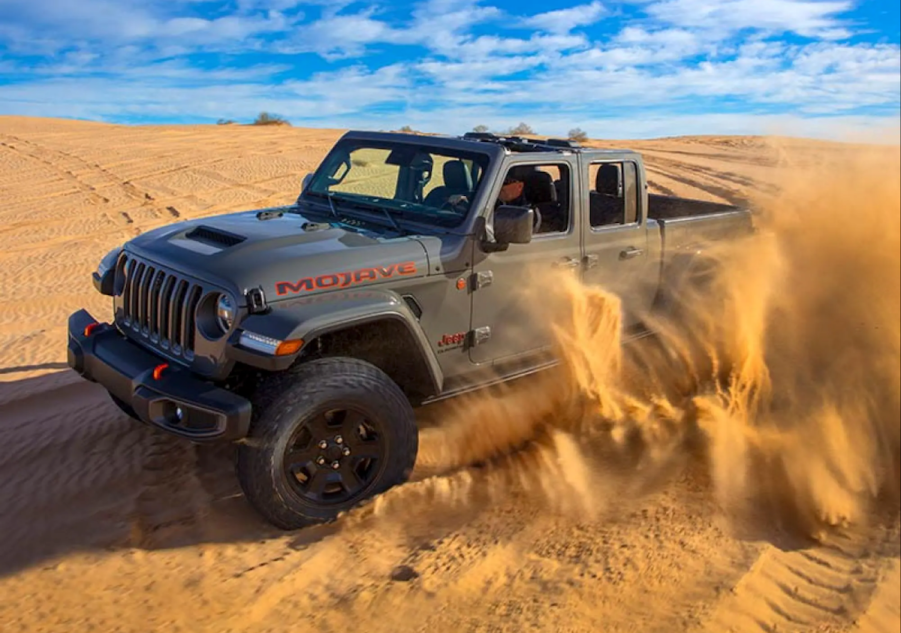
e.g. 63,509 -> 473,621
508,122 -> 534,135
568,127 -> 589,142
252,112 -> 291,126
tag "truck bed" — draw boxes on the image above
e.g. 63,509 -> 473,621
648,193 -> 754,251
647,193 -> 745,220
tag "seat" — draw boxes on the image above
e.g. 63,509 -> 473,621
524,170 -> 567,233
589,163 -> 625,227
423,160 -> 473,207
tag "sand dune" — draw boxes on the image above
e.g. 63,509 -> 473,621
0,116 -> 898,633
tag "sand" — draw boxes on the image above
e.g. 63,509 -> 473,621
0,115 -> 898,633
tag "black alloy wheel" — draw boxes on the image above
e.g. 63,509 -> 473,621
236,357 -> 418,530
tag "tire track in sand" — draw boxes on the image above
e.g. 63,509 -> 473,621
0,374 -> 218,575
0,134 -> 182,224
846,557 -> 900,633
695,521 -> 900,633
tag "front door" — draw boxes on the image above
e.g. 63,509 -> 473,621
469,157 -> 582,365
580,159 -> 654,327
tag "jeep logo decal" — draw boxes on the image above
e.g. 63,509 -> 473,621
275,262 -> 418,296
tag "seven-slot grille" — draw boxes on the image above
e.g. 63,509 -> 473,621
119,255 -> 203,360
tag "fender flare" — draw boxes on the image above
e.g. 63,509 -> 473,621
234,288 -> 444,395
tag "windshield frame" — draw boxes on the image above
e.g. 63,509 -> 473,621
301,138 -> 493,233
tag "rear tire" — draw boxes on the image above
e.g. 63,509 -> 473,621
236,357 -> 418,530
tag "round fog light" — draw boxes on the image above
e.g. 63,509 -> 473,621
175,406 -> 184,422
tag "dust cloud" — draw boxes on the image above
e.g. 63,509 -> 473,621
368,139 -> 901,542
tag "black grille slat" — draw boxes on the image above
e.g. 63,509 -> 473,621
117,255 -> 204,360
149,270 -> 166,341
141,266 -> 156,333
128,262 -> 143,326
184,286 -> 202,357
134,263 -> 148,330
122,259 -> 136,325
159,275 -> 176,346
171,280 -> 189,353
130,262 -> 142,324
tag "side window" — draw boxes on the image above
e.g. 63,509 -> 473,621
588,161 -> 624,228
589,161 -> 640,228
495,163 -> 571,236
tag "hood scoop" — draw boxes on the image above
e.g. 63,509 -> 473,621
185,225 -> 246,248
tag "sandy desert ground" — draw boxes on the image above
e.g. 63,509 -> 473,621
0,115 -> 898,633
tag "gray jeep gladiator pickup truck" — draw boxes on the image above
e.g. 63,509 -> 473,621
66,130 -> 753,529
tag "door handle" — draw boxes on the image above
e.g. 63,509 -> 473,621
619,247 -> 644,260
554,256 -> 581,269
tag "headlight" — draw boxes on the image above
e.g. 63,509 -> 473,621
217,294 -> 235,331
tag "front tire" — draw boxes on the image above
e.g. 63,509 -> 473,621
236,357 -> 418,529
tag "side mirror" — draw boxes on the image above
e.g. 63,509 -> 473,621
301,173 -> 313,192
494,205 -> 533,245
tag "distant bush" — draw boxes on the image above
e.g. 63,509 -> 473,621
399,125 -> 415,133
507,122 -> 534,136
568,127 -> 589,143
252,112 -> 291,126
217,118 -> 235,125
472,124 -> 490,133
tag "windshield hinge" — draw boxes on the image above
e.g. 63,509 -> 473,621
245,287 -> 268,314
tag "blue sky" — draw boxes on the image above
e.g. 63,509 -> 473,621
0,0 -> 898,140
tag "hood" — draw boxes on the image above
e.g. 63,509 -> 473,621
125,205 -> 431,304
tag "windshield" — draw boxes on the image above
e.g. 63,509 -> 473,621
303,140 -> 491,229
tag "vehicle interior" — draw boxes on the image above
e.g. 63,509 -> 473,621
494,163 -> 572,236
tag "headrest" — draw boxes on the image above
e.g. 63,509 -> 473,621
504,165 -> 536,184
596,163 -> 622,196
524,170 -> 557,203
443,160 -> 472,191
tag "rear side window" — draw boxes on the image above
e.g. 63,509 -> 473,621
588,161 -> 640,228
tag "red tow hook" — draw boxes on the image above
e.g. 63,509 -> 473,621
153,363 -> 169,381
84,322 -> 101,337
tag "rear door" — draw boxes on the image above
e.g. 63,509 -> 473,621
580,157 -> 655,326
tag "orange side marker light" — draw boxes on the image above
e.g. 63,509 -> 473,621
153,363 -> 169,380
84,323 -> 100,337
275,339 -> 304,356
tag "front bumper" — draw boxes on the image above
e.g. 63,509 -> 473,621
67,308 -> 252,442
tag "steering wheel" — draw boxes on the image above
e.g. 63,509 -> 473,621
439,194 -> 470,213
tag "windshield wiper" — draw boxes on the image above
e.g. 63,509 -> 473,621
325,192 -> 339,219
303,191 -> 339,219
335,197 -> 407,233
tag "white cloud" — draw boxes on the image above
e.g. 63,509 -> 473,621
519,1 -> 607,34
0,0 -> 298,52
645,0 -> 855,40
